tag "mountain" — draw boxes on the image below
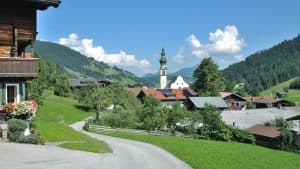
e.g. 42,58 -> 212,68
223,35 -> 300,94
142,66 -> 195,86
31,41 -> 149,85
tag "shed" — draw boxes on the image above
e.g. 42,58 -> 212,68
247,124 -> 281,149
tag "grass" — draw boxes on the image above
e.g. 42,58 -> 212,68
59,141 -> 111,153
102,132 -> 300,169
34,92 -> 111,153
260,77 -> 300,104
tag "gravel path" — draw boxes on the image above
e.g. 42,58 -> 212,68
0,120 -> 191,169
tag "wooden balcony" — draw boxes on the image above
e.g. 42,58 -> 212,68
0,58 -> 38,78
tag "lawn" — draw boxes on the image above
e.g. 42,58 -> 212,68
260,77 -> 300,104
59,141 -> 111,153
103,132 -> 300,169
34,92 -> 111,153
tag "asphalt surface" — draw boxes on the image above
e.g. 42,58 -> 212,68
0,120 -> 191,169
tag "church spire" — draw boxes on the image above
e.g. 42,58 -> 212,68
159,48 -> 167,89
159,48 -> 167,64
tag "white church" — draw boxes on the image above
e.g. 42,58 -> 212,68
159,48 -> 190,89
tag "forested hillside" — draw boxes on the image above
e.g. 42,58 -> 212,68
223,35 -> 300,95
31,41 -> 149,85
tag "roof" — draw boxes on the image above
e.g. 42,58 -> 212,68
244,96 -> 275,103
23,0 -> 61,9
140,88 -> 197,101
69,78 -> 98,87
126,87 -> 143,96
247,124 -> 281,138
221,107 -> 300,132
219,92 -> 246,101
99,78 -> 114,84
188,97 -> 228,108
286,114 -> 300,121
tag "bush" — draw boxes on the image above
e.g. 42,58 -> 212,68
230,127 -> 255,144
7,118 -> 27,142
17,134 -> 40,144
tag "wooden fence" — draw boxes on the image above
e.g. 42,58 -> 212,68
87,123 -> 193,138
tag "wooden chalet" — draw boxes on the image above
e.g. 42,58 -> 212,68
247,124 -> 282,149
0,0 -> 60,105
219,92 -> 246,110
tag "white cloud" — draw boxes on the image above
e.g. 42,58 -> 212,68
234,55 -> 245,61
186,35 -> 209,58
207,25 -> 244,54
187,34 -> 202,48
173,47 -> 185,64
57,33 -> 153,75
187,25 -> 244,58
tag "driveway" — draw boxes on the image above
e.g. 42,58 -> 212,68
0,121 -> 191,169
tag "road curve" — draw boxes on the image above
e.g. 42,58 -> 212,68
0,121 -> 191,169
70,120 -> 192,169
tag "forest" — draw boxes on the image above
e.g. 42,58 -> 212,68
222,35 -> 300,95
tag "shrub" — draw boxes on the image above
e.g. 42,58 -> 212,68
17,134 -> 40,144
7,118 -> 27,142
230,127 -> 255,144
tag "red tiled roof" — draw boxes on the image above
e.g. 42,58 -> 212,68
126,87 -> 143,96
247,124 -> 281,138
141,88 -> 197,101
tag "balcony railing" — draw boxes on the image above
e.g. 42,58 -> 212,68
0,58 -> 38,78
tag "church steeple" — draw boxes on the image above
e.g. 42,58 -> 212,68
160,48 -> 167,64
159,48 -> 168,89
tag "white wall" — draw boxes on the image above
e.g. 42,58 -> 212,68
170,76 -> 189,89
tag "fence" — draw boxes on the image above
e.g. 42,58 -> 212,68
87,123 -> 193,138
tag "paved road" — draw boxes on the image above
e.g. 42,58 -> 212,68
71,120 -> 191,169
0,121 -> 191,169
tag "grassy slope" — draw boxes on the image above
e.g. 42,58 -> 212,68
104,132 -> 300,169
260,77 -> 300,104
35,92 -> 111,153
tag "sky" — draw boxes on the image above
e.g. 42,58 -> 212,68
37,0 -> 300,76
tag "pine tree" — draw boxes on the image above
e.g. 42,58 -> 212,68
193,58 -> 225,96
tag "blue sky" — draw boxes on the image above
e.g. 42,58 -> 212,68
37,0 -> 300,76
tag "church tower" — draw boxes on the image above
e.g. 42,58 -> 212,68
159,48 -> 168,89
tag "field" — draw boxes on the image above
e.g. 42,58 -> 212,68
103,132 -> 300,169
260,77 -> 300,104
34,92 -> 111,153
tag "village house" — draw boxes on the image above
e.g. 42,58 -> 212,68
286,114 -> 300,147
244,96 -> 295,108
219,92 -> 246,110
0,0 -> 60,105
246,124 -> 282,149
186,97 -> 228,110
69,78 -> 114,89
137,88 -> 198,106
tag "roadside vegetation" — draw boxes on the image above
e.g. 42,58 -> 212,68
33,92 -> 111,153
102,132 -> 300,169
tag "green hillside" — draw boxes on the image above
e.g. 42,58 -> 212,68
260,77 -> 300,104
31,41 -> 149,85
223,35 -> 300,94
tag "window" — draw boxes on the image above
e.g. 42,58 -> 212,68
6,83 -> 20,104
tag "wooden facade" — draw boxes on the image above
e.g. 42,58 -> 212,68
0,0 -> 60,105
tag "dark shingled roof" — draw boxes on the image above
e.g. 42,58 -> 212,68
247,124 -> 281,138
24,0 -> 61,9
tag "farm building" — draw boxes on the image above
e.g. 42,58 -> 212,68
0,0 -> 60,105
219,92 -> 246,110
